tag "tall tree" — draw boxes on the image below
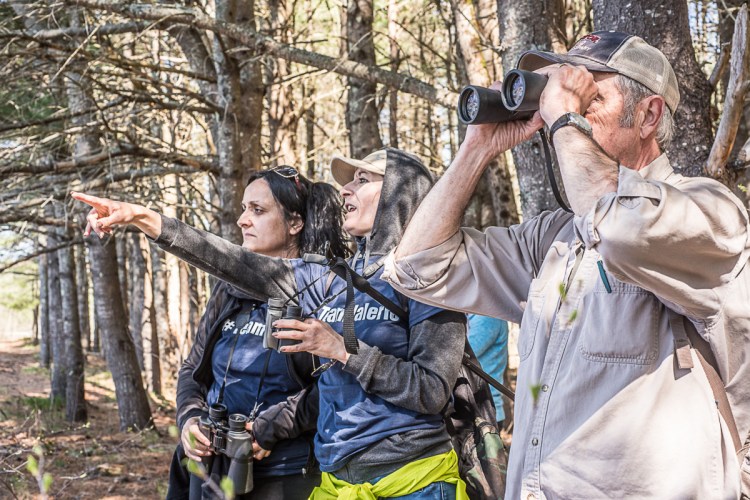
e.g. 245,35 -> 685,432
342,0 -> 384,157
55,205 -> 87,422
87,236 -> 152,430
497,0 -> 559,217
38,252 -> 50,368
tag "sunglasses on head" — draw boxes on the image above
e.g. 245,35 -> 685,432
272,166 -> 301,189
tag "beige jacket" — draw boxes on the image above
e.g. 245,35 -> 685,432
383,154 -> 750,499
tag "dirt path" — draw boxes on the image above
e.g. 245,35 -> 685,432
0,339 -> 177,499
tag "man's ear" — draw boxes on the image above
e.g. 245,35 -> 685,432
639,96 -> 665,140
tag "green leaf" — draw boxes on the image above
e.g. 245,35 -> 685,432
41,473 -> 53,493
558,282 -> 567,301
168,425 -> 179,438
568,309 -> 578,323
32,444 -> 44,457
220,476 -> 235,500
529,383 -> 542,404
186,459 -> 205,479
26,455 -> 38,475
738,184 -> 747,193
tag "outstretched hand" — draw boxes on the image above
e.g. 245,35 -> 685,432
70,191 -> 162,239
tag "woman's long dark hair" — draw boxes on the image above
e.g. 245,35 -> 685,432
246,167 -> 351,259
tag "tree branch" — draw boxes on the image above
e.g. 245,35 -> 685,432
66,0 -> 458,107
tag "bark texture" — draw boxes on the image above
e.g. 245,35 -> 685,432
343,0 -> 383,157
87,236 -> 152,430
497,0 -> 558,217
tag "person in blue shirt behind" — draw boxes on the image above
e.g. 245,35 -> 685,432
156,167 -> 350,499
467,314 -> 509,427
73,149 -> 468,500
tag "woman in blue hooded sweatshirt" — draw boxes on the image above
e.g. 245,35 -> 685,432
74,149 -> 468,499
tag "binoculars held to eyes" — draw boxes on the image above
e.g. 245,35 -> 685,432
458,69 -> 548,124
197,403 -> 255,494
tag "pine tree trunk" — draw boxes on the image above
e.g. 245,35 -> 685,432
591,0 -> 712,175
75,243 -> 91,352
38,253 -> 50,367
151,246 -> 175,393
128,233 -> 146,370
147,245 -> 162,395
87,236 -> 152,430
116,235 -> 130,324
47,210 -> 66,402
343,0 -> 384,157
497,0 -> 558,218
213,0 -> 264,242
56,212 -> 87,423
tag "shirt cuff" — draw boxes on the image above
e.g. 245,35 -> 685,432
342,341 -> 378,384
149,213 -> 176,245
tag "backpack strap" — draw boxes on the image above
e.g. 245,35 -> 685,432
669,309 -> 742,453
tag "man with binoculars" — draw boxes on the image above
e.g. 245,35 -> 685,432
384,31 -> 750,498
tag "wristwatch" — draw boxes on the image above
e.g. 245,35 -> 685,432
549,112 -> 593,142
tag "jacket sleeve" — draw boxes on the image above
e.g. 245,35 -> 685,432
153,215 -> 299,302
175,283 -> 223,430
251,383 -> 319,450
382,210 -> 573,323
342,309 -> 465,415
577,166 -> 750,319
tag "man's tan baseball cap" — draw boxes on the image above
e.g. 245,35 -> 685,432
517,31 -> 680,114
330,149 -> 387,186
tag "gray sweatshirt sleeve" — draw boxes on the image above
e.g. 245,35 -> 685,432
153,215 -> 298,302
342,309 -> 465,415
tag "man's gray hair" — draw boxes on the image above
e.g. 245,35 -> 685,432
615,74 -> 675,150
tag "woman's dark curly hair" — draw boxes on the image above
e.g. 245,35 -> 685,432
246,167 -> 351,259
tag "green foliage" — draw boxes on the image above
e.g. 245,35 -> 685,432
0,86 -> 59,126
21,396 -> 64,412
0,260 -> 37,312
558,282 -> 567,302
738,184 -> 747,193
168,425 -> 179,438
529,383 -> 542,404
220,476 -> 235,500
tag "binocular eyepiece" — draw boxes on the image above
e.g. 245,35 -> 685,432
196,403 -> 255,495
458,69 -> 548,124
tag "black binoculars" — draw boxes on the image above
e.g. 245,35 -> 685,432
458,69 -> 548,124
263,299 -> 303,352
197,403 -> 254,494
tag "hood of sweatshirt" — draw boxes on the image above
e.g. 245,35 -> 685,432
356,148 -> 435,257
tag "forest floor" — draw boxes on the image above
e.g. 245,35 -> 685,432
0,338 -> 177,499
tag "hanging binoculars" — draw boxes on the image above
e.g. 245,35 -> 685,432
457,69 -> 548,124
197,403 -> 255,494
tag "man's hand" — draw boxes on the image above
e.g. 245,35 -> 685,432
462,82 -> 544,158
71,191 -> 162,239
181,416 -> 213,462
273,318 -> 349,363
538,64 -> 599,126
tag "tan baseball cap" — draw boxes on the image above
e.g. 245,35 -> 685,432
330,149 -> 387,186
517,31 -> 680,114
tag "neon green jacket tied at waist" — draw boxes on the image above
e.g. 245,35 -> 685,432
309,449 -> 468,500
